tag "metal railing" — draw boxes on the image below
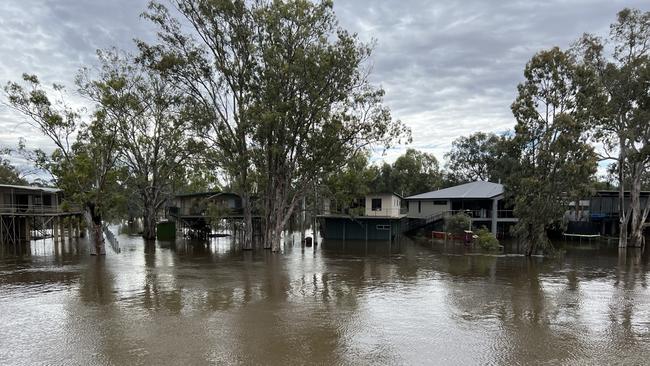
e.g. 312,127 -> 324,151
448,209 -> 516,219
0,204 -> 81,215
365,207 -> 406,217
449,209 -> 491,219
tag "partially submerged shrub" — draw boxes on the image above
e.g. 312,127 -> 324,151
446,213 -> 472,235
475,227 -> 500,251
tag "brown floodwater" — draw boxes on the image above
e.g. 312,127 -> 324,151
1,230 -> 649,365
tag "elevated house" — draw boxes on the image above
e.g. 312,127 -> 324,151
166,191 -> 249,237
405,181 -> 517,237
0,184 -> 81,246
319,192 -> 406,241
566,190 -> 650,236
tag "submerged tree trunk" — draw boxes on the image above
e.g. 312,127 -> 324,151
142,213 -> 156,240
629,162 -> 649,248
84,203 -> 105,256
142,199 -> 157,240
618,144 -> 629,248
241,193 -> 254,250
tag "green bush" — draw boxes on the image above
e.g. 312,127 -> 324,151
475,227 -> 500,251
445,213 -> 472,235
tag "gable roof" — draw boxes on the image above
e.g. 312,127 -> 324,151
405,181 -> 504,200
367,192 -> 404,200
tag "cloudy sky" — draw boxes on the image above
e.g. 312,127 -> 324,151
0,0 -> 648,178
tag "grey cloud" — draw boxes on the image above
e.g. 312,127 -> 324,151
0,0 -> 648,175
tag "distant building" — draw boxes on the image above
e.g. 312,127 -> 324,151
0,184 -> 63,214
166,191 -> 245,237
0,184 -> 81,245
567,190 -> 650,236
319,192 -> 406,241
364,192 -> 404,218
405,181 -> 517,237
169,191 -> 242,217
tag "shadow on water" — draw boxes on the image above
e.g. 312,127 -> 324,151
0,231 -> 649,365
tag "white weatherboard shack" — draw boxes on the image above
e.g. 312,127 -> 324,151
365,193 -> 404,218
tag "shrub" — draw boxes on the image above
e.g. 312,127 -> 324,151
445,213 -> 472,235
475,227 -> 500,251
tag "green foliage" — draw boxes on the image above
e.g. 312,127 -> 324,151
325,151 -> 376,213
77,48 -> 200,238
365,149 -> 442,196
509,47 -> 598,255
573,8 -> 650,247
0,156 -> 27,185
475,227 -> 500,251
445,213 -> 471,235
4,74 -> 124,222
445,132 -> 511,184
205,202 -> 230,231
141,0 -> 410,250
390,149 -> 442,196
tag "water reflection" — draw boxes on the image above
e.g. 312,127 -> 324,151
0,233 -> 649,365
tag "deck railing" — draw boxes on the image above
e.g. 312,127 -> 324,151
365,207 -> 407,217
448,209 -> 516,219
0,204 -> 81,215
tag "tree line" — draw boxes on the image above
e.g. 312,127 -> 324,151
2,3 -> 648,255
3,0 -> 409,254
328,8 -> 650,254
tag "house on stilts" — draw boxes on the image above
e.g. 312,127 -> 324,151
0,184 -> 82,251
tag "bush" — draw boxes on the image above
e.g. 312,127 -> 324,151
475,227 -> 500,251
445,213 -> 472,235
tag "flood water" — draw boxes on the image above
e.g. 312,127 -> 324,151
1,230 -> 649,365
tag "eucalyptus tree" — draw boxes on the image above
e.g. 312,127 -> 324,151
391,149 -> 442,196
509,48 -> 598,256
78,50 -> 198,240
139,0 -> 260,249
0,154 -> 28,185
4,74 -> 123,255
325,151 -> 377,215
445,132 -> 506,183
141,0 -> 409,251
574,8 -> 650,248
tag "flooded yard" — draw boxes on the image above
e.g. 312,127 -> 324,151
1,232 -> 649,365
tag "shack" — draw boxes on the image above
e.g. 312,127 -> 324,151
319,192 -> 406,241
167,191 -> 249,238
0,184 -> 81,247
566,190 -> 650,236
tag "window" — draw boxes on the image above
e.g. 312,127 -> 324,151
406,201 -> 410,210
418,201 -> 421,213
433,200 -> 447,206
371,198 -> 382,211
376,225 -> 390,230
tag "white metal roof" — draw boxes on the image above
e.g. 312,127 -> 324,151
405,181 -> 504,200
0,184 -> 61,193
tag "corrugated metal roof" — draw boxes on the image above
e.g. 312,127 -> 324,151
0,184 -> 61,193
405,181 -> 504,200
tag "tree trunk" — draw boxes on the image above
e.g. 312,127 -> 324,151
270,219 -> 284,252
241,193 -> 253,250
619,216 -> 629,248
617,139 -> 626,248
142,202 -> 157,240
300,197 -> 306,244
84,203 -> 105,256
629,162 -> 648,248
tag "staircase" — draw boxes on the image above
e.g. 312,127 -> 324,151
404,212 -> 447,233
